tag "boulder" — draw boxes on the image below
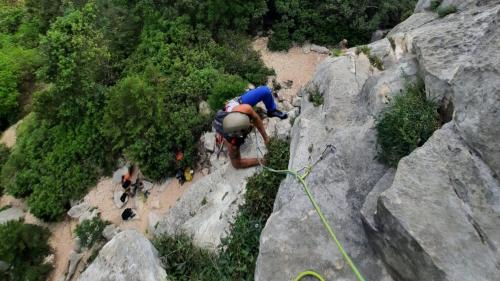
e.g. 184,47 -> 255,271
275,119 -> 291,140
0,260 -> 9,272
66,251 -> 83,281
0,207 -> 24,224
67,202 -> 91,219
366,125 -> 500,281
256,55 -> 394,281
202,132 -> 216,153
73,237 -> 82,253
102,224 -> 120,241
310,44 -> 330,54
154,131 -> 266,250
367,38 -> 397,69
198,101 -> 212,117
78,208 -> 99,224
77,230 -> 167,281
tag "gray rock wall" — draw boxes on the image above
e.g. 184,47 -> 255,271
258,1 -> 500,281
77,230 -> 166,281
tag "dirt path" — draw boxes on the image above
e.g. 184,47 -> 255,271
253,37 -> 328,102
0,120 -> 22,148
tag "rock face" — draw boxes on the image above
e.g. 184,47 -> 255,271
154,132 -> 266,250
257,1 -> 500,281
256,54 -> 396,281
77,230 -> 166,281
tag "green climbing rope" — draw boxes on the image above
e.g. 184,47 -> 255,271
256,138 -> 366,281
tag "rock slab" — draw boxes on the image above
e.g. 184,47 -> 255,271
77,230 -> 166,281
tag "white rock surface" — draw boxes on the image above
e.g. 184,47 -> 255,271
102,224 -> 120,241
310,44 -> 330,54
67,202 -> 91,219
77,230 -> 166,281
0,207 -> 24,224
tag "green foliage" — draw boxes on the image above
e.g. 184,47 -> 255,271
0,2 -> 26,34
376,79 -> 439,166
437,5 -> 457,18
428,0 -> 442,11
332,48 -> 343,57
0,34 -> 41,130
75,216 -> 109,248
388,37 -> 396,51
207,74 -> 247,111
0,221 -> 53,281
267,21 -> 292,51
155,139 -> 290,280
0,142 -> 7,194
268,0 -> 418,49
356,45 -> 384,70
308,85 -> 324,107
154,234 -> 220,280
370,55 -> 384,71
356,45 -> 371,56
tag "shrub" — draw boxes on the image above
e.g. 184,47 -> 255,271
428,0 -> 442,11
437,5 -> 457,18
370,55 -> 384,71
332,48 -> 343,57
308,85 -> 324,107
153,234 -> 220,281
207,74 -> 247,111
376,79 -> 439,166
0,221 -> 53,281
0,3 -> 26,34
268,21 -> 292,51
75,216 -> 109,249
356,45 -> 371,56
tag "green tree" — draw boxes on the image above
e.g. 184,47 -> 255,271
0,221 -> 53,281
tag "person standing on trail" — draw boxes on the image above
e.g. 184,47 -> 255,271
213,85 -> 287,169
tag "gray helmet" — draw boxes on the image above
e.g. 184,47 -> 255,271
223,112 -> 251,135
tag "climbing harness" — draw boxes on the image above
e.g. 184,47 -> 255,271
254,132 -> 366,281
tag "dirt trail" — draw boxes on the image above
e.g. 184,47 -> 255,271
253,37 -> 328,101
0,120 -> 22,148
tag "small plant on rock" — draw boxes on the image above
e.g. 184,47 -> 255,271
75,216 -> 109,249
308,85 -> 324,107
356,45 -> 371,56
332,48 -> 343,57
356,46 -> 384,70
428,0 -> 442,11
437,5 -> 457,18
376,78 -> 439,166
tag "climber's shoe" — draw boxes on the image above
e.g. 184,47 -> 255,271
267,109 -> 288,120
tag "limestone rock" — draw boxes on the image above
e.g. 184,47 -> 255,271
78,208 -> 99,224
202,132 -> 216,153
368,38 -> 397,69
371,29 -> 390,42
0,260 -> 8,272
67,202 -> 91,219
73,237 -> 82,253
0,207 -> 24,224
148,212 -> 161,234
256,55 -> 394,281
77,230 -> 166,281
302,43 -> 312,54
310,44 -> 330,54
102,224 -> 120,241
275,119 -> 291,140
369,125 -> 500,281
198,101 -> 212,117
292,96 -> 302,107
66,251 -> 83,281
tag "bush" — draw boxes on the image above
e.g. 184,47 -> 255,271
268,21 -> 292,51
155,139 -> 290,280
75,216 -> 109,249
207,74 -> 247,111
427,0 -> 442,11
0,144 -> 9,195
153,234 -> 220,280
437,5 -> 457,18
0,34 -> 41,130
0,3 -> 26,34
376,79 -> 439,166
0,221 -> 53,281
308,85 -> 324,107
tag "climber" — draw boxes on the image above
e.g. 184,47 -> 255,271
213,86 -> 287,169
